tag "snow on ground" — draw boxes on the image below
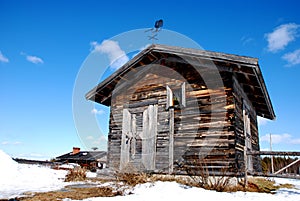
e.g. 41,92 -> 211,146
63,180 -> 300,201
274,177 -> 300,189
0,150 -> 68,199
1,149 -> 300,201
86,171 -> 97,178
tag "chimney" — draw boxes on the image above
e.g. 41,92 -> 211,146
72,147 -> 80,155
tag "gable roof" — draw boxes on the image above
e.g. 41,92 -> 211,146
56,151 -> 106,162
86,44 -> 275,120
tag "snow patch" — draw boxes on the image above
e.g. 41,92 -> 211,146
0,150 -> 68,199
62,180 -> 300,201
1,150 -> 300,201
86,171 -> 97,178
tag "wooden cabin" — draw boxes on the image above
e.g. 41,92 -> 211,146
55,147 -> 107,171
86,44 -> 275,176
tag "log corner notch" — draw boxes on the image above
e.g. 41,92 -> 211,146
85,44 -> 276,176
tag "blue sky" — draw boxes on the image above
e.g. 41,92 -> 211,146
1,0 -> 300,159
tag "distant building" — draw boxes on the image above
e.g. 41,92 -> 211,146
86,44 -> 275,176
55,147 -> 106,170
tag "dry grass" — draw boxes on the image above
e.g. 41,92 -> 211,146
278,183 -> 295,189
151,174 -> 233,192
182,163 -> 233,192
64,167 -> 87,182
115,171 -> 234,192
151,175 -> 295,193
10,176 -> 295,201
115,172 -> 150,186
246,177 -> 295,193
247,178 -> 278,193
19,186 -> 123,201
7,167 -> 295,201
206,176 -> 231,192
151,174 -> 194,186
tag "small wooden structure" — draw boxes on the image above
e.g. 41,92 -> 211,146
56,147 -> 107,170
86,44 -> 275,175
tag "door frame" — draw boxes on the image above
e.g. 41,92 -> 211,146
120,104 -> 158,171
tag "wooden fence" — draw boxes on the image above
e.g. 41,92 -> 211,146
245,151 -> 300,183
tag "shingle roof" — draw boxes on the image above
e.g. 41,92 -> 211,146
86,44 -> 275,120
56,151 -> 106,162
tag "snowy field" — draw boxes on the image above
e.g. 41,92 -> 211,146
1,149 -> 300,201
0,150 -> 68,199
62,180 -> 300,201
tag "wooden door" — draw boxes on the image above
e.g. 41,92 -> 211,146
120,105 -> 157,171
243,102 -> 253,172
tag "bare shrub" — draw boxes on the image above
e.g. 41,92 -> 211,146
150,174 -> 202,187
181,161 -> 232,192
115,171 -> 149,186
64,167 -> 87,182
208,175 -> 231,192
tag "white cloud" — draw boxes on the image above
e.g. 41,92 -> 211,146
0,51 -> 9,63
21,52 -> 44,64
86,135 -> 107,147
292,138 -> 300,145
265,23 -> 299,52
17,152 -> 48,160
257,116 -> 270,126
1,141 -> 22,145
26,55 -> 44,64
241,36 -> 254,46
90,40 -> 129,70
282,49 -> 300,66
28,153 -> 44,157
86,135 -> 94,140
91,108 -> 105,115
261,133 -> 300,145
91,135 -> 107,145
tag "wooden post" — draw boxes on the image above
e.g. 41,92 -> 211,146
270,134 -> 274,174
166,85 -> 174,174
169,107 -> 174,174
243,104 -> 248,187
244,145 -> 248,187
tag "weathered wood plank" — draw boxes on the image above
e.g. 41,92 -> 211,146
120,109 -> 131,170
126,99 -> 158,108
142,104 -> 157,170
248,151 -> 300,156
105,60 -> 264,175
168,107 -> 174,174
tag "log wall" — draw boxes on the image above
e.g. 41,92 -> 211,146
233,76 -> 261,173
107,63 -> 260,175
172,71 -> 236,175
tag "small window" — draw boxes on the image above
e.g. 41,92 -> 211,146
166,82 -> 186,109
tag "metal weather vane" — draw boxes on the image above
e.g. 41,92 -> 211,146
146,19 -> 164,42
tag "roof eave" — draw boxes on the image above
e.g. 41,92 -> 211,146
86,44 -> 275,119
253,65 -> 276,120
85,45 -> 156,102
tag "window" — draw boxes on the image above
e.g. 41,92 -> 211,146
166,82 -> 186,109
